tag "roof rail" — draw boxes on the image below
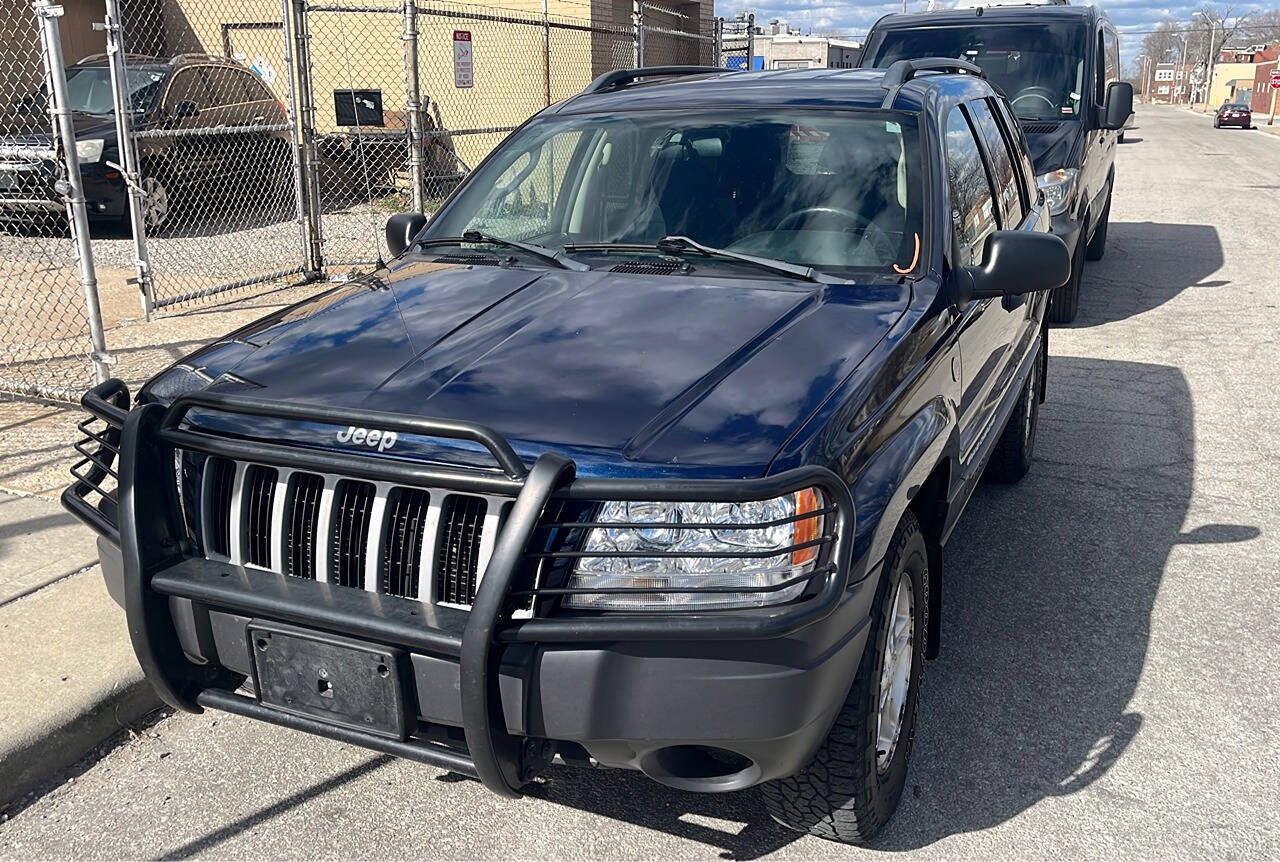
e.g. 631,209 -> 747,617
582,65 -> 727,94
880,57 -> 985,107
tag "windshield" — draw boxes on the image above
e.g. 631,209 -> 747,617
59,65 -> 166,115
864,23 -> 1088,120
423,110 -> 923,274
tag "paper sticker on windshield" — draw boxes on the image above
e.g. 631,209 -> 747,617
786,124 -> 830,175
885,121 -> 901,134
1061,106 -> 1074,115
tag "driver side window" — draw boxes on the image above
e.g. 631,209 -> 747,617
944,105 -> 998,266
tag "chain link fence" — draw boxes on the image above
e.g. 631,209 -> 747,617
0,0 -> 717,402
0,3 -> 103,401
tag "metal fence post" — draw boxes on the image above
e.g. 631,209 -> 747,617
541,0 -> 551,107
635,0 -> 644,67
402,0 -> 424,212
746,12 -> 755,71
100,0 -> 155,320
713,16 -> 722,67
281,0 -> 319,278
34,0 -> 110,384
287,0 -> 324,275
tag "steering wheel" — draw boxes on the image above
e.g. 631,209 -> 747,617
775,206 -> 897,261
1011,87 -> 1059,113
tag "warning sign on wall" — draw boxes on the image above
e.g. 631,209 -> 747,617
453,31 -> 474,89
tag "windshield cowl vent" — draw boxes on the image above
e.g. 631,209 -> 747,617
1021,122 -> 1061,135
431,253 -> 504,266
609,260 -> 689,275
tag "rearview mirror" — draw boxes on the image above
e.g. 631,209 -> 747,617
1102,81 -> 1133,131
386,212 -> 428,257
962,231 -> 1070,300
171,99 -> 199,120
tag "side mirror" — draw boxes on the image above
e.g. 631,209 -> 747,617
171,99 -> 199,120
1102,81 -> 1133,130
961,231 -> 1070,300
386,212 -> 428,257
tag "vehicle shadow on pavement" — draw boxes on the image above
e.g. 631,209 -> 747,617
1071,223 -> 1223,327
871,356 -> 1257,850
527,357 -> 1258,857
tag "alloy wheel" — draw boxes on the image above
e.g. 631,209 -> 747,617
141,176 -> 170,230
876,575 -> 915,772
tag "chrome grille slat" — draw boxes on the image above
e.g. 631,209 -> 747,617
227,461 -> 248,566
362,483 -> 391,593
198,461 -> 505,609
268,468 -> 294,575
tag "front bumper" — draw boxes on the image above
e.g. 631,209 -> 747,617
0,160 -> 125,220
66,380 -> 865,795
1050,212 -> 1084,260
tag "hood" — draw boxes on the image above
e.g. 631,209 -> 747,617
169,259 -> 909,475
1020,119 -> 1082,175
0,112 -> 116,147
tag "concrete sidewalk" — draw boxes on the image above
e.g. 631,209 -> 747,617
0,491 -> 160,811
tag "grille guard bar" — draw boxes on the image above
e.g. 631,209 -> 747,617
64,379 -> 856,797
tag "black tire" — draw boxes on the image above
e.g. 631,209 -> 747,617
1118,131 -> 1125,143
985,338 -> 1043,484
1214,118 -> 1220,128
761,509 -> 930,846
1046,234 -> 1084,324
1084,187 -> 1110,261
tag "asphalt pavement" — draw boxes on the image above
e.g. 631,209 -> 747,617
2,105 -> 1278,859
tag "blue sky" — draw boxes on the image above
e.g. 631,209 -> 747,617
719,1 -> 1277,73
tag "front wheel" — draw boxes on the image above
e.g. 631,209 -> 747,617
138,174 -> 172,232
760,508 -> 929,845
985,337 -> 1044,484
1046,235 -> 1083,324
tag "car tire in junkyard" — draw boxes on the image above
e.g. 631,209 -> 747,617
760,508 -> 929,845
986,337 -> 1043,483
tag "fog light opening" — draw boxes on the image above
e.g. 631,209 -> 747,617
640,745 -> 761,792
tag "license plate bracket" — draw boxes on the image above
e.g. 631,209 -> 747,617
247,621 -> 409,740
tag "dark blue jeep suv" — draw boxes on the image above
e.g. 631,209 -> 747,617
65,61 -> 1068,844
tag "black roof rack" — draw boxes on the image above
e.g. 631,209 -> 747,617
880,57 -> 985,107
582,65 -> 728,94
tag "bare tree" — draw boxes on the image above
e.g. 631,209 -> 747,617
1239,8 -> 1280,44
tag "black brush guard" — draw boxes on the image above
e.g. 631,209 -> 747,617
64,379 -> 855,797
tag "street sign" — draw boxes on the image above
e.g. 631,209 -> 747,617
453,31 -> 474,89
1271,68 -> 1280,88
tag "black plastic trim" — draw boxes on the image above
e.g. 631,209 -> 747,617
196,689 -> 479,778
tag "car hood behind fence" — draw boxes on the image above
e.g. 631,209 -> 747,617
176,259 -> 910,472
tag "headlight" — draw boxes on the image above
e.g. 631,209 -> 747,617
75,138 -> 104,164
1036,167 -> 1078,217
564,488 -> 827,611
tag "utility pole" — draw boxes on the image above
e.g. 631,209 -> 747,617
1179,33 -> 1189,104
1202,15 -> 1217,112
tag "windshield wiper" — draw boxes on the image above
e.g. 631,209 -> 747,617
415,230 -> 588,271
565,237 -> 835,283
